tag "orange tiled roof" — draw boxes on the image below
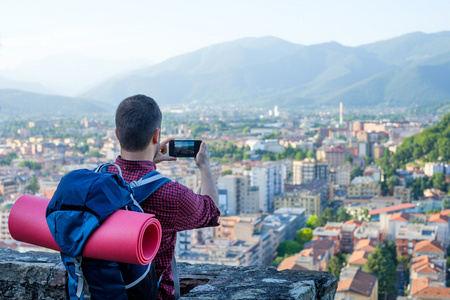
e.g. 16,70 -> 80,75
348,250 -> 370,266
354,239 -> 377,252
412,256 -> 442,274
440,209 -> 450,216
369,203 -> 416,215
429,213 -> 449,223
277,253 -> 313,271
414,240 -> 445,254
337,269 -> 377,297
410,278 -> 450,298
390,212 -> 410,222
337,279 -> 353,292
300,248 -> 313,257
277,254 -> 300,271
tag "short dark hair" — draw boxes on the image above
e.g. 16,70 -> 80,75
115,94 -> 162,152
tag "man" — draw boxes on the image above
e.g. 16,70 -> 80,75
112,94 -> 220,299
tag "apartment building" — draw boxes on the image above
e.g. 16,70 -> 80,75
293,159 -> 328,185
347,176 -> 381,199
316,147 -> 345,169
396,224 -> 438,256
274,180 -> 329,215
218,175 -> 259,215
251,162 -> 285,213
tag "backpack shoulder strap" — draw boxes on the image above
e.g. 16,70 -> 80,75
130,171 -> 171,203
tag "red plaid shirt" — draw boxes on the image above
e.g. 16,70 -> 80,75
110,157 -> 220,300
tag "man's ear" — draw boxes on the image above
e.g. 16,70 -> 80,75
151,128 -> 160,144
115,129 -> 119,140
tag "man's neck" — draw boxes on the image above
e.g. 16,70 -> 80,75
120,148 -> 155,162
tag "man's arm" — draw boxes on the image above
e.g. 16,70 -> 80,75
195,142 -> 219,206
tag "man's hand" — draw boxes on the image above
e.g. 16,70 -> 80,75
154,138 -> 177,164
194,142 -> 210,169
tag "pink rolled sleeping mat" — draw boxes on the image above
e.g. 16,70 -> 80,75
8,194 -> 161,265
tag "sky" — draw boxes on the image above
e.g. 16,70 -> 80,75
0,0 -> 450,94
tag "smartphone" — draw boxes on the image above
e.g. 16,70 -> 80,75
169,140 -> 202,157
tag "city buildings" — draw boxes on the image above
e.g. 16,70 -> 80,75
396,224 -> 438,256
274,180 -> 329,215
218,175 -> 259,215
316,147 -> 345,169
347,176 -> 381,199
292,159 -> 329,185
250,161 -> 285,213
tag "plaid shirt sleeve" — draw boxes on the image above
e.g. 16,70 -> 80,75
149,180 -> 220,231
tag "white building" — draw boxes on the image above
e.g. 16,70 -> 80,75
428,214 -> 450,248
218,175 -> 259,216
251,162 -> 285,213
293,159 -> 328,185
424,163 -> 449,177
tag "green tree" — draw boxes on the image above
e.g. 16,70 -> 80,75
350,167 -> 363,180
271,256 -> 284,267
365,244 -> 397,299
306,215 -> 319,229
438,137 -> 450,161
25,176 -> 40,195
295,228 -> 313,245
326,252 -> 348,280
276,241 -> 303,257
426,209 -> 441,215
0,152 -> 18,166
344,154 -> 353,164
336,206 -> 351,222
322,207 -> 337,223
442,197 -> 450,210
221,170 -> 232,176
432,172 -> 446,192
242,126 -> 251,135
306,150 -> 315,159
18,160 -> 42,170
386,175 -> 400,192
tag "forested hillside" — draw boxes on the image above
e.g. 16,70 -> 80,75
392,113 -> 450,167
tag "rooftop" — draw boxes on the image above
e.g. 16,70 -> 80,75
428,213 -> 449,223
354,239 -> 378,252
412,256 -> 443,274
397,224 -> 437,240
351,176 -> 377,185
337,267 -> 377,297
347,251 -> 370,266
414,240 -> 445,254
369,203 -> 416,216
410,277 -> 450,299
390,212 -> 410,222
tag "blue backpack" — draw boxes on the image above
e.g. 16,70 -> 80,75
46,163 -> 170,300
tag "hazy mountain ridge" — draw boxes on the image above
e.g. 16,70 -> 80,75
3,32 -> 450,110
0,89 -> 114,117
80,31 -> 450,108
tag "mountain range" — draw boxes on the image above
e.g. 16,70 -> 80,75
2,31 -> 450,113
0,90 -> 112,118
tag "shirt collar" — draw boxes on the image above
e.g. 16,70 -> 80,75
115,156 -> 157,170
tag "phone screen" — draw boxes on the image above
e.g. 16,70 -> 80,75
169,140 -> 202,157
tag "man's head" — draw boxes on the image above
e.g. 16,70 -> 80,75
115,94 -> 162,152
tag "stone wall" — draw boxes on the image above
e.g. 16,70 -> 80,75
0,248 -> 337,299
